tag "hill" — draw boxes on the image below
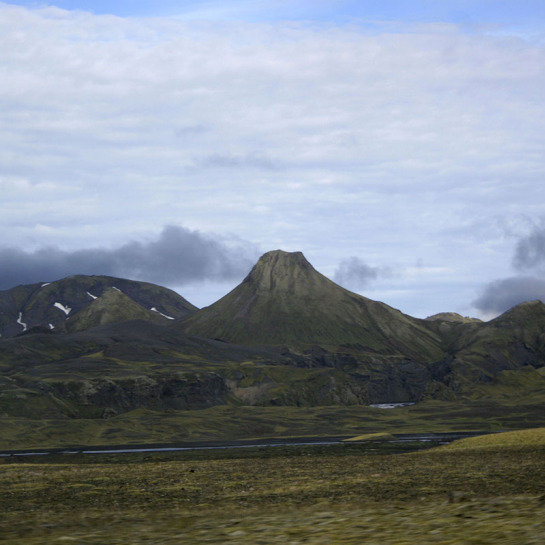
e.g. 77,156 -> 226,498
442,426 -> 545,450
182,250 -> 444,361
0,275 -> 197,337
425,312 -> 481,324
421,299 -> 545,396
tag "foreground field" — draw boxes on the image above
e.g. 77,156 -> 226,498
1,430 -> 545,544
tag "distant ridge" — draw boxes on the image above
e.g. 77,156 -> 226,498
490,299 -> 545,326
426,312 -> 481,324
0,275 -> 197,337
66,287 -> 168,332
182,250 -> 444,360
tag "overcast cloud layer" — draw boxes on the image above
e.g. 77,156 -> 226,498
1,2 -> 545,316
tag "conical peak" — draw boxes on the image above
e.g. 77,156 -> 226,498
183,249 -> 444,354
258,250 -> 311,268
243,250 -> 317,291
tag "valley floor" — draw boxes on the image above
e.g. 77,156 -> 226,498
1,436 -> 545,544
3,398 -> 545,451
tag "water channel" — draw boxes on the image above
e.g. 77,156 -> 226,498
0,431 -> 489,457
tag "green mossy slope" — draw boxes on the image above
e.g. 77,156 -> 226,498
183,250 -> 444,360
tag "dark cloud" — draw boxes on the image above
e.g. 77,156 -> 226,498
472,276 -> 545,315
333,257 -> 385,290
472,224 -> 545,316
0,225 -> 258,290
513,225 -> 545,270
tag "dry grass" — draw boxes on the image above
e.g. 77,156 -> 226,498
442,427 -> 545,450
3,499 -> 545,544
342,432 -> 395,442
2,435 -> 545,544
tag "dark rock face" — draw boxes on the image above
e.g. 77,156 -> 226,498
47,374 -> 228,414
290,346 -> 359,370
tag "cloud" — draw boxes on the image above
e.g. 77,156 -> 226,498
472,276 -> 545,315
513,225 -> 545,270
473,223 -> 545,316
194,152 -> 282,171
333,257 -> 387,290
1,4 -> 545,318
0,225 -> 258,290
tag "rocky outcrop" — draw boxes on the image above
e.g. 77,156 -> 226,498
44,374 -> 228,416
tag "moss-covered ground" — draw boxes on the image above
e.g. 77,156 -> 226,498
1,430 -> 545,544
3,397 -> 545,451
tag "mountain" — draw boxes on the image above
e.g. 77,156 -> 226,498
182,250 -> 444,361
429,300 -> 545,367
0,275 -> 197,338
2,251 -> 545,440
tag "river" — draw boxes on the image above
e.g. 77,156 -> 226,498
0,431 -> 489,457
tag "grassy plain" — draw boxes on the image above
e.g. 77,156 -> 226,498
3,398 -> 545,451
1,430 -> 545,544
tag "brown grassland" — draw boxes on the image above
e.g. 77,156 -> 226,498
1,429 -> 545,544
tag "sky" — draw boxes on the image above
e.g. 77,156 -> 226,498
1,1 -> 545,319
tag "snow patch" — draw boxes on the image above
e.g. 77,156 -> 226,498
54,302 -> 72,316
41,283 -> 51,288
17,312 -> 27,331
112,287 -> 122,292
87,291 -> 97,300
49,324 -> 55,330
151,307 -> 175,320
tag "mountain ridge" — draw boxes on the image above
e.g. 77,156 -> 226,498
0,274 -> 197,338
1,250 -> 545,426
